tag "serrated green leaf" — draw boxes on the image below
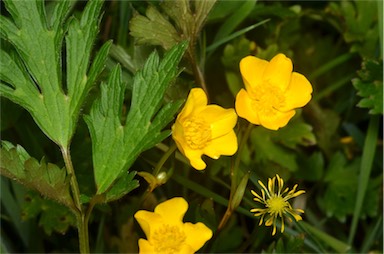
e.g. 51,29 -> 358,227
0,141 -> 73,209
105,171 -> 139,202
272,119 -> 317,149
129,5 -> 181,50
85,42 -> 187,194
0,0 -> 106,148
130,0 -> 216,50
319,152 -> 380,222
352,59 -> 383,114
250,127 -> 298,172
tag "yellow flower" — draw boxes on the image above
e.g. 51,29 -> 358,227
134,197 -> 213,254
172,88 -> 238,170
250,174 -> 305,235
235,54 -> 313,130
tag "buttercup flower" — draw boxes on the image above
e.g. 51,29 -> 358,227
235,54 -> 313,130
134,197 -> 213,254
250,174 -> 305,235
172,88 -> 238,170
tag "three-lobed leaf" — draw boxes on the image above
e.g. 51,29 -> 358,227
85,42 -> 188,195
0,0 -> 108,148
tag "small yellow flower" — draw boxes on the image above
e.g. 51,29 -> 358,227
172,88 -> 238,170
250,174 -> 305,235
235,54 -> 313,130
134,197 -> 213,254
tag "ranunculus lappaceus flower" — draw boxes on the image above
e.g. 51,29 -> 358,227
172,88 -> 238,170
235,53 -> 313,130
134,197 -> 213,254
250,174 -> 305,235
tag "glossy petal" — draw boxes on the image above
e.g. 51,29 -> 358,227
154,197 -> 188,225
172,88 -> 238,170
183,148 -> 206,170
138,239 -> 155,254
204,131 -> 238,159
235,89 -> 260,125
258,108 -> 296,130
134,211 -> 163,239
200,105 -> 237,139
183,222 -> 213,251
279,72 -> 313,111
178,88 -> 207,121
240,56 -> 269,91
263,54 -> 293,91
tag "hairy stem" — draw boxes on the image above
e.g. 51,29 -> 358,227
61,146 -> 89,253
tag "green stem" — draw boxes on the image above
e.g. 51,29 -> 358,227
61,146 -> 89,253
217,122 -> 253,231
152,143 -> 177,177
187,46 -> 208,98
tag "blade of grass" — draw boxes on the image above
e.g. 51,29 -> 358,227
171,173 -> 250,216
348,115 -> 380,244
299,221 -> 351,253
361,216 -> 382,253
378,0 -> 383,58
314,74 -> 355,101
206,19 -> 270,53
309,52 -> 355,80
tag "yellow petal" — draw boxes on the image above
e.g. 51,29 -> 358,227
172,121 -> 186,152
258,108 -> 296,130
263,53 -> 293,91
235,89 -> 260,125
204,131 -> 238,159
279,72 -> 312,111
179,244 -> 197,254
178,88 -> 207,121
240,55 -> 269,91
138,239 -> 155,254
183,147 -> 206,170
154,197 -> 188,224
134,211 -> 163,239
183,222 -> 213,251
200,105 -> 237,139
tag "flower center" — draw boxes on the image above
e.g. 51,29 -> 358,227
183,117 -> 211,150
151,224 -> 187,254
251,85 -> 285,115
266,195 -> 287,214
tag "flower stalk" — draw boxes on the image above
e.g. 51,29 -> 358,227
61,146 -> 89,253
217,122 -> 253,231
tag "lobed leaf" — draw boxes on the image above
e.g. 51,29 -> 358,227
0,141 -> 74,209
85,42 -> 187,195
0,0 -> 106,148
352,59 -> 383,114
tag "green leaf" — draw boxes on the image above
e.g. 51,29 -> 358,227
250,127 -> 298,172
85,42 -> 187,194
352,59 -> 383,114
130,1 -> 216,50
318,152 -> 380,222
21,191 -> 75,235
0,0 -> 106,148
272,118 -> 317,149
105,171 -> 139,202
129,5 -> 181,50
0,141 -> 74,209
